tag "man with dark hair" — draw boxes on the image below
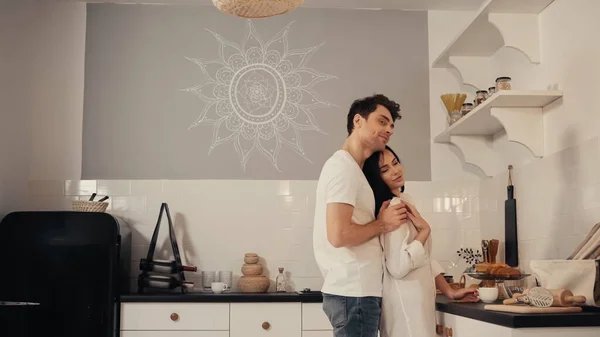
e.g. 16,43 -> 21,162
313,94 -> 407,337
346,94 -> 402,135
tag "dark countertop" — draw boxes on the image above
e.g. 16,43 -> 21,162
435,295 -> 600,328
120,291 -> 324,303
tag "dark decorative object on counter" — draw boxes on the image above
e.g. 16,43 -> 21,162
138,203 -> 191,294
505,165 -> 519,267
140,258 -> 197,274
457,248 -> 483,272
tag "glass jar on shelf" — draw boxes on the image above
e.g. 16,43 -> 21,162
475,90 -> 488,105
496,77 -> 512,90
461,103 -> 473,116
447,110 -> 462,126
488,86 -> 496,95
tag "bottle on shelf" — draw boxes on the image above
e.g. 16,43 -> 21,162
276,267 -> 287,292
139,258 -> 197,274
138,274 -> 194,290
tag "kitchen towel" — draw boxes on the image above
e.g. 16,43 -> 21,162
530,259 -> 599,307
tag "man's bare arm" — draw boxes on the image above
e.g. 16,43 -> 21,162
326,201 -> 407,248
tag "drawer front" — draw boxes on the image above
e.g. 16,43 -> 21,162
121,303 -> 229,331
230,303 -> 301,337
303,332 -> 333,337
302,303 -> 333,330
122,332 -> 229,337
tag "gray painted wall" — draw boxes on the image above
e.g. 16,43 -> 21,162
82,4 -> 431,180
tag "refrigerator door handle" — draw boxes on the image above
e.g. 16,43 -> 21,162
0,301 -> 41,306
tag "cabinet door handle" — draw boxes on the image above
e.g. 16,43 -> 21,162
445,327 -> 453,337
170,313 -> 179,322
262,321 -> 271,330
436,324 -> 444,335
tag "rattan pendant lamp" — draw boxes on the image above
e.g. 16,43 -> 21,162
212,0 -> 304,18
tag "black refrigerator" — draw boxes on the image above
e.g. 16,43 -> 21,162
0,211 -> 131,337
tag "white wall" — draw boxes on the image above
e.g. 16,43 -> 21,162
0,1 -> 35,217
0,0 -> 85,217
428,0 -> 600,276
26,178 -> 480,291
28,0 -> 86,180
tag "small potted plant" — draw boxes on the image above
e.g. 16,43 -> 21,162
457,248 -> 483,273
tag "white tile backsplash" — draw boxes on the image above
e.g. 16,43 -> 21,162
24,179 -> 480,290
65,180 -> 96,196
97,180 -> 131,196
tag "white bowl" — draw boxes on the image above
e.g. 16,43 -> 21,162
478,287 -> 499,303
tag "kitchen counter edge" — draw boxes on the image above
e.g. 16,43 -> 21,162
120,291 -> 324,303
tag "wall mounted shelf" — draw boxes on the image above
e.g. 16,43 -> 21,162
432,0 -> 554,69
433,90 -> 563,176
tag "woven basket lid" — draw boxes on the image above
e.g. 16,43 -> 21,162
212,0 -> 304,18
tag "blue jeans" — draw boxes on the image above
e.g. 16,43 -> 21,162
322,293 -> 382,337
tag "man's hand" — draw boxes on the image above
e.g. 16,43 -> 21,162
377,200 -> 408,234
404,201 -> 430,233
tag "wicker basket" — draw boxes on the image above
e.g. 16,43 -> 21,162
212,0 -> 303,18
72,200 -> 109,213
238,275 -> 270,293
244,253 -> 259,264
241,263 -> 263,276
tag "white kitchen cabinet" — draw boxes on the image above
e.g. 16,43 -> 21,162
121,332 -> 228,337
302,303 -> 333,330
436,311 -> 511,337
121,303 -> 229,331
302,332 -> 333,337
230,302 -> 302,337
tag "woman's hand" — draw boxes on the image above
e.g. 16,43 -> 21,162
404,201 -> 430,233
450,288 -> 479,301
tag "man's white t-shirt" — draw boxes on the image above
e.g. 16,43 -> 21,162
313,150 -> 383,297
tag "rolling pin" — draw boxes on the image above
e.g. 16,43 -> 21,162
549,289 -> 587,307
521,288 -> 587,307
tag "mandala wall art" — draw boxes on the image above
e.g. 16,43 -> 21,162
182,20 -> 337,171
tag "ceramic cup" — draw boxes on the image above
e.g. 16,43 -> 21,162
211,282 -> 229,294
478,287 -> 499,303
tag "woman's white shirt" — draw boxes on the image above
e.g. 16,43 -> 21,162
379,193 -> 445,337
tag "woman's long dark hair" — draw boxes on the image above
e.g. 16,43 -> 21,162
363,145 -> 404,217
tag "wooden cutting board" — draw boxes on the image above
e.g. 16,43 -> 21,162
484,304 -> 583,314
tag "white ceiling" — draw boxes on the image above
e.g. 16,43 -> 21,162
60,0 -> 487,11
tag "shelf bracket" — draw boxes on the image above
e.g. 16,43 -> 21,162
488,13 -> 541,64
448,135 -> 504,177
490,107 -> 544,157
448,56 -> 495,90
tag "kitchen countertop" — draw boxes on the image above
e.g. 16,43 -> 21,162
435,295 -> 600,328
120,291 -> 323,303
